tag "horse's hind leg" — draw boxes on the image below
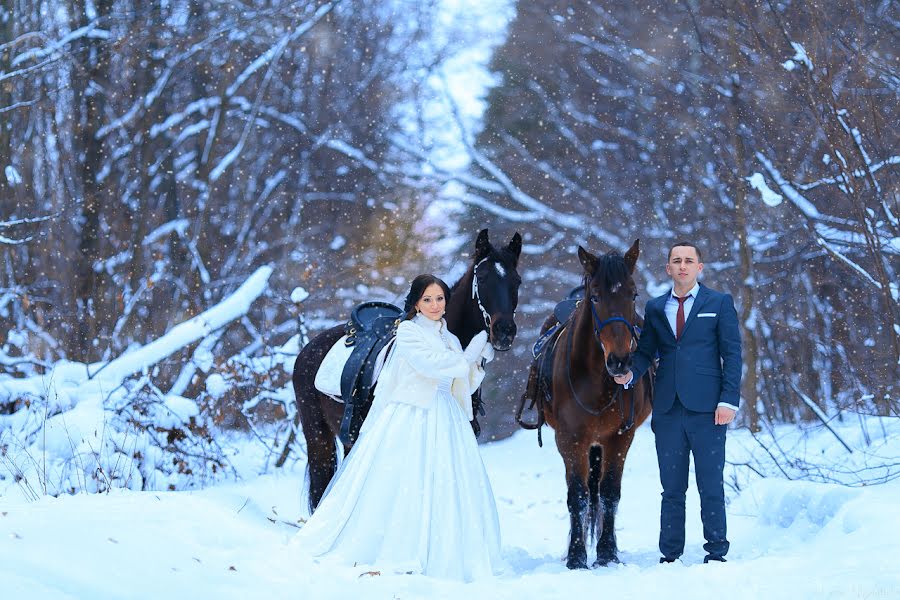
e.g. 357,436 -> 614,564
294,364 -> 339,513
303,396 -> 339,514
559,436 -> 591,569
594,431 -> 637,566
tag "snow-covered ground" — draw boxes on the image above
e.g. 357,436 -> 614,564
2,417 -> 898,600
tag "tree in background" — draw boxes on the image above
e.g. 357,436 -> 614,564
470,0 -> 898,429
1,0 -> 896,452
1,0 -> 442,370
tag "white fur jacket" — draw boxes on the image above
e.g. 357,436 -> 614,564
372,314 -> 487,421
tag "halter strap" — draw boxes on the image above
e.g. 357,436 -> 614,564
581,273 -> 641,342
589,301 -> 641,341
471,256 -> 493,331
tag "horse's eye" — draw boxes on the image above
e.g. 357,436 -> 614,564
590,295 -> 599,303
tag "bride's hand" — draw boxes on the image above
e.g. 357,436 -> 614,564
480,341 -> 495,364
462,331 -> 489,363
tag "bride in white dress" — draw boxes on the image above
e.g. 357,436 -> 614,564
293,274 -> 502,581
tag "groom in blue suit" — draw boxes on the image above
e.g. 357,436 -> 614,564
615,242 -> 741,564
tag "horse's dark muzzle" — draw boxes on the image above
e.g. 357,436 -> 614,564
605,353 -> 632,378
490,319 -> 516,352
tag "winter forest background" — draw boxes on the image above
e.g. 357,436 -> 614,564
1,0 -> 897,497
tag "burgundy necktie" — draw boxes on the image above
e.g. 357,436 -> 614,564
676,295 -> 690,340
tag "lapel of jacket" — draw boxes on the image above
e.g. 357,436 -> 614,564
654,292 -> 676,340
679,283 -> 709,340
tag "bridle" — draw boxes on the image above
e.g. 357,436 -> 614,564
471,256 -> 517,332
588,298 -> 640,352
563,274 -> 641,432
584,274 -> 640,351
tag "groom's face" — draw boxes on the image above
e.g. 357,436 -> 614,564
666,246 -> 703,289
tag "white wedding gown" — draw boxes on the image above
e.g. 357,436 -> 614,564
293,364 -> 502,581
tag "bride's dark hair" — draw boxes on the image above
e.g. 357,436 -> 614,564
403,274 -> 452,320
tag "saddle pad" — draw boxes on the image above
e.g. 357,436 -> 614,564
314,336 -> 392,402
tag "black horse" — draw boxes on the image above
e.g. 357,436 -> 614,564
291,229 -> 522,513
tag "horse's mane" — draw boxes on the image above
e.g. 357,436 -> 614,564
449,249 -> 494,294
449,245 -> 517,298
449,267 -> 470,295
594,252 -> 630,294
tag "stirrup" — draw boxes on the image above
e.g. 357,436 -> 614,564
338,399 -> 366,446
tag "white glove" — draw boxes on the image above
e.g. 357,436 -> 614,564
480,342 -> 495,364
462,331 -> 489,364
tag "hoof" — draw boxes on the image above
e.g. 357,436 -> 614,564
566,557 -> 589,570
593,555 -> 621,567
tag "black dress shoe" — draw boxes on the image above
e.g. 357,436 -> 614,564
659,557 -> 677,563
703,555 -> 726,564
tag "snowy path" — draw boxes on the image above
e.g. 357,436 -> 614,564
1,424 -> 898,599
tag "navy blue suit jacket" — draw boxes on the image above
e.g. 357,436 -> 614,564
631,283 -> 742,414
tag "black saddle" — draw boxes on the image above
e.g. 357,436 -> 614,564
532,284 -> 586,403
552,284 -> 584,325
534,284 -> 583,358
517,285 -> 590,446
349,301 -> 402,333
338,301 -> 403,446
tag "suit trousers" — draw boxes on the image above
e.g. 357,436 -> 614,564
652,396 -> 729,559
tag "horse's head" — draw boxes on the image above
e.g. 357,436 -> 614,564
471,229 -> 522,351
577,239 -> 640,377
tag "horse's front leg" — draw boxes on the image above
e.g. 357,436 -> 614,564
594,435 -> 633,566
561,441 -> 590,570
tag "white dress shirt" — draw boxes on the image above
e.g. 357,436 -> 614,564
665,282 -> 699,337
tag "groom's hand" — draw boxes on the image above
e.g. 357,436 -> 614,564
613,371 -> 632,386
715,406 -> 736,425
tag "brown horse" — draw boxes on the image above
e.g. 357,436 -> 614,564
519,239 -> 652,569
291,229 -> 522,513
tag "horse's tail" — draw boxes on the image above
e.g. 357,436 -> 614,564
292,331 -> 342,515
587,445 -> 603,544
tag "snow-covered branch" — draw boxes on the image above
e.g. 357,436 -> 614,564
11,23 -> 109,67
90,265 -> 273,384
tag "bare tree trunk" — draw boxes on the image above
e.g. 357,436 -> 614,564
0,0 -> 13,203
729,77 -> 761,433
0,0 -> 13,348
722,9 -> 762,432
72,0 -> 114,360
129,0 -> 165,292
183,0 -> 215,314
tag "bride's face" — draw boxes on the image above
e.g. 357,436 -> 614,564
415,283 -> 446,321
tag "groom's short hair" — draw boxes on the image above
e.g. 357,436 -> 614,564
668,241 -> 702,262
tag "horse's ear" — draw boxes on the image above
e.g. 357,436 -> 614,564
577,245 -> 597,274
506,232 -> 522,264
624,239 -> 640,274
474,229 -> 491,261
